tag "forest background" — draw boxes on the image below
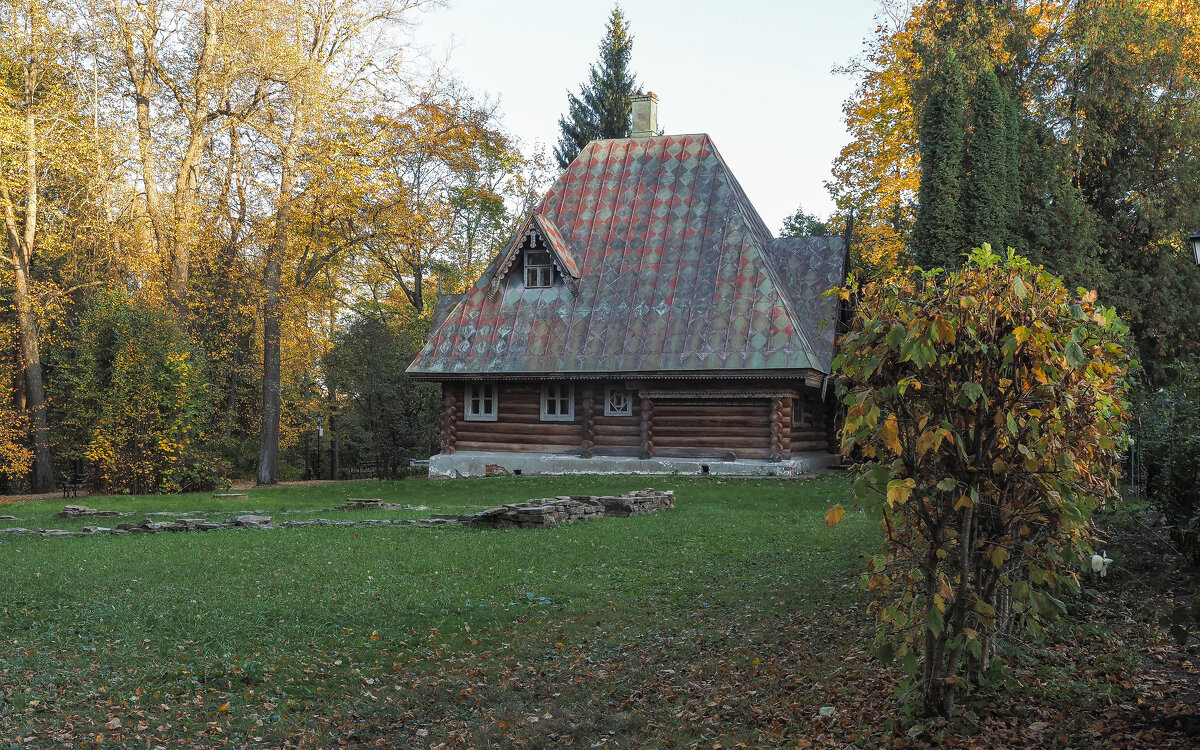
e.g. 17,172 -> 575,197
2,0 -> 1200,517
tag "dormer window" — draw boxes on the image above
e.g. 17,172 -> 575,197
524,245 -> 553,288
488,216 -> 578,299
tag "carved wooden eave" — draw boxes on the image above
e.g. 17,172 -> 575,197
634,389 -> 800,400
488,214 -> 581,299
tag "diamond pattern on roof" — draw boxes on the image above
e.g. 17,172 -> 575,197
408,134 -> 846,378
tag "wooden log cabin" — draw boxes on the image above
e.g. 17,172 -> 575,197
408,98 -> 847,477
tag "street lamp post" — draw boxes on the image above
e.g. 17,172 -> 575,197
315,414 -> 323,480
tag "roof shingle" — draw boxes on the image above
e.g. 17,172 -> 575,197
408,134 -> 845,379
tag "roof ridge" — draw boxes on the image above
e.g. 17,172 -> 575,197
589,132 -> 712,144
698,137 -> 774,246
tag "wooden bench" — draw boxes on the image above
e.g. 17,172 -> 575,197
61,474 -> 87,498
345,461 -> 378,479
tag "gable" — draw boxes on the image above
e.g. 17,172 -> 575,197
408,134 -> 846,379
489,214 -> 580,298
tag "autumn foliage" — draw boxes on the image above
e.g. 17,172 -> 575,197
57,295 -> 213,494
828,246 -> 1130,717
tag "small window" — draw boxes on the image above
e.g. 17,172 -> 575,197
524,248 -> 553,288
540,383 -> 574,421
793,396 -> 811,428
465,382 -> 497,421
604,386 -> 633,417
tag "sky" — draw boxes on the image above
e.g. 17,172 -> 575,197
413,0 -> 883,235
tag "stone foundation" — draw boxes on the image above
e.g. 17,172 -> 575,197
54,505 -> 125,518
428,450 -> 840,478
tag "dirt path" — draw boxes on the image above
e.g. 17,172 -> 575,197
1110,513 -> 1200,746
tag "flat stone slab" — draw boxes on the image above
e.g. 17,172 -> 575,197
331,499 -> 429,511
55,505 -> 125,518
212,493 -> 249,500
232,515 -> 272,527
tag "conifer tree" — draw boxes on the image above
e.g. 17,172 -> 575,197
912,52 -> 967,269
1002,92 -> 1021,238
554,5 -> 640,170
963,66 -> 1017,252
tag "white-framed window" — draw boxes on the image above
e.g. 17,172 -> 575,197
465,382 -> 498,421
524,246 -> 554,288
540,383 -> 574,421
604,386 -> 633,417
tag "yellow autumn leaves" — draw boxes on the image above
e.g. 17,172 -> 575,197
826,246 -> 1130,713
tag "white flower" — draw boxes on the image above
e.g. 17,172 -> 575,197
1090,551 -> 1113,577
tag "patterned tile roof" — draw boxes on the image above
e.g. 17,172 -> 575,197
408,133 -> 846,379
764,236 -> 850,375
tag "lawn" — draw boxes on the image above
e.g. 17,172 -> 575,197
0,475 -> 1189,748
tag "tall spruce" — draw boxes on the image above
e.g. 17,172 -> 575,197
554,5 -> 639,170
963,66 -> 1017,251
912,51 -> 967,269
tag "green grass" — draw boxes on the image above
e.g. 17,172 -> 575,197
0,475 -> 1168,748
0,475 -> 877,747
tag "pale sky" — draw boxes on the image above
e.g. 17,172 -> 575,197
414,0 -> 882,235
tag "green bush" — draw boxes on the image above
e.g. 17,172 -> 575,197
830,246 -> 1131,717
323,314 -> 439,477
55,293 -> 219,493
1136,361 -> 1200,563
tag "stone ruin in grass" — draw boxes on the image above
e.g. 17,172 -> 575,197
448,489 -> 673,528
0,490 -> 674,537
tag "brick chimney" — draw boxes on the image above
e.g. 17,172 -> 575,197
631,91 -> 658,138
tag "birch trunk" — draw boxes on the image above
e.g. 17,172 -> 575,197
1,57 -> 55,492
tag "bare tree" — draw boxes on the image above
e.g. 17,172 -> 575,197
101,0 -> 261,321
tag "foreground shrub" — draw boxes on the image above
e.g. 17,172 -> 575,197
60,293 -> 215,493
828,246 -> 1130,717
0,404 -> 31,481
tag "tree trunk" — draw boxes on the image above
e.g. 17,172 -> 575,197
120,0 -> 225,324
256,136 -> 299,485
303,423 -> 312,480
130,52 -> 170,278
257,258 -> 282,485
331,429 -> 340,480
9,242 -> 54,493
1,60 -> 54,493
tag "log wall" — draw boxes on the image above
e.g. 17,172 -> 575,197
439,380 -> 836,459
791,387 -> 832,453
447,383 -> 582,455
593,392 -> 641,457
650,400 -> 774,460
